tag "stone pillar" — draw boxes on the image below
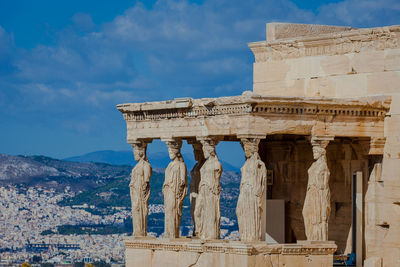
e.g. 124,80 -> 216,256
302,135 -> 334,241
187,139 -> 205,237
194,137 -> 222,239
236,137 -> 267,242
364,136 -> 384,266
129,139 -> 152,237
162,139 -> 188,238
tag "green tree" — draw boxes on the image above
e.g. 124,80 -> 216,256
32,255 -> 42,263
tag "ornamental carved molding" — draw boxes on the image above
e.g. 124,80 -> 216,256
123,239 -> 337,256
118,95 -> 390,122
249,25 -> 400,61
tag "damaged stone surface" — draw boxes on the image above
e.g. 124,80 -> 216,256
124,238 -> 337,267
117,94 -> 390,142
118,23 -> 400,267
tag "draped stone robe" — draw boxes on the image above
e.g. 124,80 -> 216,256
130,159 -> 152,237
163,158 -> 187,238
302,155 -> 331,241
236,153 -> 267,242
194,155 -> 222,239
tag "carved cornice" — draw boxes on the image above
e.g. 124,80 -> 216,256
253,103 -> 386,118
249,25 -> 400,61
123,239 -> 337,256
124,239 -> 256,255
117,95 -> 390,122
121,103 -> 251,122
369,137 -> 386,155
310,135 -> 335,149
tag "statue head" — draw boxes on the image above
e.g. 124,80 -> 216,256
312,146 -> 326,160
132,142 -> 147,161
167,140 -> 182,161
200,139 -> 218,159
241,138 -> 260,159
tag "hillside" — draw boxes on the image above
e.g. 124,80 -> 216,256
64,150 -> 240,171
0,153 -> 241,235
0,154 -> 131,191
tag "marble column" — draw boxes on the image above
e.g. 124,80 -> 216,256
194,137 -> 222,239
236,137 -> 267,242
302,136 -> 333,241
129,140 -> 152,237
187,140 -> 205,237
162,139 -> 188,238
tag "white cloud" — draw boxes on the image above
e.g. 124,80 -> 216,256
316,0 -> 400,27
1,0 -> 399,136
72,13 -> 95,32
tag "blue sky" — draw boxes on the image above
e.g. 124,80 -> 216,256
0,0 -> 399,165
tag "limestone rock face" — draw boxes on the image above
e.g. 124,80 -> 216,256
237,138 -> 267,242
194,139 -> 222,239
129,142 -> 152,237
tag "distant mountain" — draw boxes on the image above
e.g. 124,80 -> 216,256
64,150 -> 240,172
65,150 -> 133,166
0,154 -> 131,191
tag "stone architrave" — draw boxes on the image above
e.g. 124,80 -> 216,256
236,138 -> 267,242
188,141 -> 205,237
302,136 -> 333,241
163,139 -> 188,238
129,140 -> 152,237
194,138 -> 222,239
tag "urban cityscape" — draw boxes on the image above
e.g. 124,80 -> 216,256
0,185 -> 127,265
0,171 -> 239,266
1,0 -> 399,267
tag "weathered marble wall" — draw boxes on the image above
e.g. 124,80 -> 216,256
124,238 -> 337,267
259,136 -> 370,253
251,24 -> 400,99
251,23 -> 400,266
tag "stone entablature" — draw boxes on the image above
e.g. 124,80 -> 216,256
124,238 -> 337,256
124,238 -> 337,267
266,23 -> 354,42
250,25 -> 400,61
117,94 -> 390,142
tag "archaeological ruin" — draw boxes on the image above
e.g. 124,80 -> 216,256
117,23 -> 400,267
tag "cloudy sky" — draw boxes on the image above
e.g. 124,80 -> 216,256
0,0 -> 399,162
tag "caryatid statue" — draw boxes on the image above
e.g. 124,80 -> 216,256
194,138 -> 222,239
189,141 -> 205,237
236,138 -> 267,242
129,140 -> 152,237
163,139 -> 187,238
302,137 -> 332,241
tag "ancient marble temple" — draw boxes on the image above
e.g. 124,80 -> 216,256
118,23 -> 400,267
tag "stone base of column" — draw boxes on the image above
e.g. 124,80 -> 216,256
124,238 -> 337,267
